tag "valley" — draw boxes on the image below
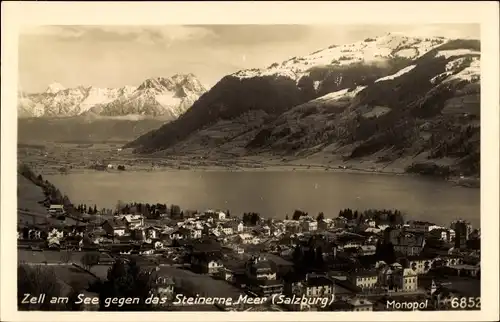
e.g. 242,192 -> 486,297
18,34 -> 481,185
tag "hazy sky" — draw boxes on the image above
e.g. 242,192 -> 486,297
19,24 -> 479,93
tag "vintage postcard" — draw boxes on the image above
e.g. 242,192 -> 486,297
1,1 -> 499,321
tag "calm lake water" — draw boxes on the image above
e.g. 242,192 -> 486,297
45,170 -> 480,228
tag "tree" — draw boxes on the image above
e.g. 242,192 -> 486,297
292,245 -> 303,266
96,259 -> 157,311
116,200 -> 125,213
18,265 -> 65,310
285,214 -> 289,220
317,212 -> 325,221
250,213 -> 260,225
81,252 -> 100,271
170,205 -> 181,218
315,246 -> 325,268
293,210 -> 306,220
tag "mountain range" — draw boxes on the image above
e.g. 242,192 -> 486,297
18,73 -> 206,119
125,33 -> 481,177
17,74 -> 206,142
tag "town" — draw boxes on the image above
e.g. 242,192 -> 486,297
17,164 -> 481,312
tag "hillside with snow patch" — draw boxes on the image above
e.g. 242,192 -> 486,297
117,35 -> 482,177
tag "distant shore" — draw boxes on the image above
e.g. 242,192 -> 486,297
37,161 -> 479,189
18,142 -> 478,188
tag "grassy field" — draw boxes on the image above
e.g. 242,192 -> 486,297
157,266 -> 244,300
51,265 -> 100,291
17,249 -> 113,265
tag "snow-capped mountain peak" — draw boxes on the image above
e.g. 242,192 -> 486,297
18,74 -> 206,119
45,82 -> 66,94
232,33 -> 448,81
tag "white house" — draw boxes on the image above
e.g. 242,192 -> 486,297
365,219 -> 376,228
47,228 -> 64,240
220,223 -> 234,235
378,224 -> 390,231
48,204 -> 65,216
301,219 -> 318,232
238,233 -> 254,244
394,268 -> 418,292
145,227 -> 161,240
349,270 -> 378,290
360,245 -> 377,256
231,221 -> 245,233
191,229 -> 202,239
120,214 -> 144,229
204,210 -> 226,221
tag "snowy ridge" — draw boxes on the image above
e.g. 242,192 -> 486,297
314,86 -> 367,103
443,57 -> 480,83
430,55 -> 480,84
435,49 -> 480,59
18,74 -> 206,118
232,33 -> 447,81
94,74 -> 206,118
45,82 -> 66,94
375,65 -> 416,83
79,86 -> 137,114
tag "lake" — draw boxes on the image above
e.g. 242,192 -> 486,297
45,170 -> 480,228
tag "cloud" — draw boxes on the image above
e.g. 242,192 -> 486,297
197,25 -> 311,45
20,25 -> 85,38
19,25 -> 218,45
391,24 -> 480,39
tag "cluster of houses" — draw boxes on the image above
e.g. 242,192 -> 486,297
17,204 -> 480,311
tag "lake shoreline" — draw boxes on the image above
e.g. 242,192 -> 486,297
38,163 -> 479,189
42,166 -> 480,228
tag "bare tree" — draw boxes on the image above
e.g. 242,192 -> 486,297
80,252 -> 100,271
116,200 -> 125,212
18,265 -> 65,311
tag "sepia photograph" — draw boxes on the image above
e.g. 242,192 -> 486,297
1,1 -> 499,321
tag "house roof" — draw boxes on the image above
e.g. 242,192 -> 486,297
351,269 -> 378,278
328,300 -> 352,311
102,220 -> 127,230
349,298 -> 373,306
409,220 -> 435,226
405,254 -> 437,261
333,279 -> 361,294
256,279 -> 283,286
193,251 -> 223,263
251,260 -> 273,270
391,231 -> 426,247
306,276 -> 334,287
122,214 -> 144,223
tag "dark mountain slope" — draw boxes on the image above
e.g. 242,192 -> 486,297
125,76 -> 310,153
124,36 -> 480,177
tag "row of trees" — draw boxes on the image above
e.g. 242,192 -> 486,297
76,204 -> 98,214
18,163 -> 72,207
115,201 -> 184,220
338,208 -> 405,226
242,212 -> 261,226
289,210 -> 327,222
